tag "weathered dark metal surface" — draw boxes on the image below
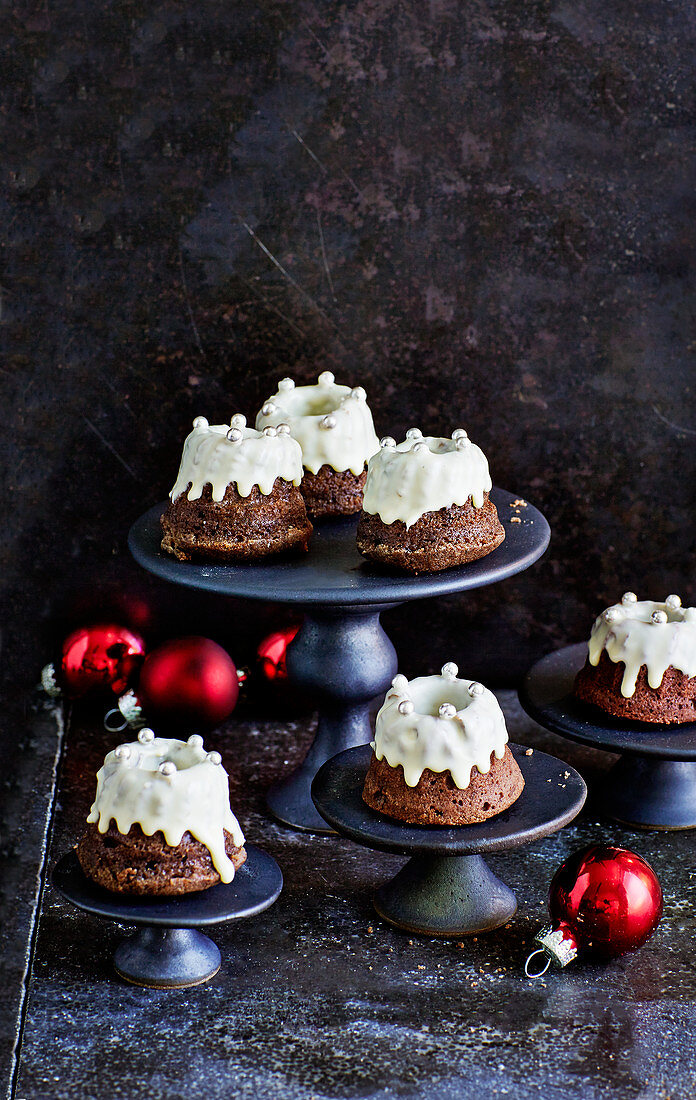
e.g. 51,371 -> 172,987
11,693 -> 696,1098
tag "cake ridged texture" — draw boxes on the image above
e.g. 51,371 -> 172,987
299,464 -> 367,517
575,650 -> 696,725
77,823 -> 247,896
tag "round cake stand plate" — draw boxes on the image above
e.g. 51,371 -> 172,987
129,490 -> 550,834
311,744 -> 586,936
52,844 -> 283,988
519,644 -> 696,830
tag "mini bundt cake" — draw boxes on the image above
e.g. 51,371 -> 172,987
356,428 -> 505,574
255,371 -> 380,517
77,729 -> 247,895
574,592 -> 696,724
362,663 -> 524,825
160,414 -> 312,562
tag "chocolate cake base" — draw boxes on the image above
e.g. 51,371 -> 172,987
160,479 -> 312,562
362,746 -> 524,825
77,822 -> 247,896
574,650 -> 696,725
356,492 -> 505,574
300,464 -> 368,517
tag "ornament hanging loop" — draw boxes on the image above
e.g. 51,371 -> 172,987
524,949 -> 551,979
104,708 -> 128,734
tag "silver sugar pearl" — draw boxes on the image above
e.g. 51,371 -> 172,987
261,402 -> 276,417
380,436 -> 396,449
351,386 -> 366,401
318,370 -> 335,386
603,607 -> 624,624
207,751 -> 222,765
320,414 -> 337,430
276,423 -> 291,436
651,610 -> 668,624
187,734 -> 204,749
439,702 -> 457,718
227,426 -> 244,443
468,682 -> 485,697
412,440 -> 429,453
193,416 -> 208,429
398,699 -> 415,716
138,728 -> 155,744
441,662 -> 459,680
278,377 -> 295,391
230,413 -> 246,428
392,674 -> 408,691
405,428 -> 423,440
455,436 -> 471,450
263,425 -> 278,437
159,761 -> 176,776
114,744 -> 131,760
665,594 -> 682,609
452,428 -> 469,441
622,592 -> 638,605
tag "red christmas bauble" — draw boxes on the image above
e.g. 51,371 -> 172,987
527,844 -> 662,975
43,624 -> 146,698
138,637 -> 239,727
257,624 -> 300,681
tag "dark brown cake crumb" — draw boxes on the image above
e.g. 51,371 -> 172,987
574,650 -> 696,725
77,822 -> 247,895
160,479 -> 312,562
300,464 -> 367,517
362,746 -> 524,825
356,492 -> 505,574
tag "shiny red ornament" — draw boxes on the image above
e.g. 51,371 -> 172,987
526,844 -> 663,976
137,636 -> 239,727
42,624 -> 146,699
257,624 -> 300,681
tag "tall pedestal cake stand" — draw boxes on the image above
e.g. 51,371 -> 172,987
311,744 -> 586,935
520,643 -> 696,830
129,488 -> 549,834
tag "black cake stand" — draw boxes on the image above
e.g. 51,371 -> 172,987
311,744 -> 586,936
52,845 -> 282,988
520,643 -> 696,830
129,488 -> 550,834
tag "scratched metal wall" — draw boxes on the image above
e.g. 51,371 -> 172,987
3,0 -> 696,700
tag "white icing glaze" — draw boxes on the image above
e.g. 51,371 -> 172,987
372,667 -> 509,788
169,418 -> 303,502
255,373 -> 380,475
87,734 -> 245,883
361,432 -> 493,529
587,597 -> 696,697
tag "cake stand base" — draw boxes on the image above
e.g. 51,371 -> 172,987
374,853 -> 517,936
52,845 -> 283,988
603,757 -> 696,831
520,644 -> 696,831
114,928 -> 221,989
312,744 -> 586,938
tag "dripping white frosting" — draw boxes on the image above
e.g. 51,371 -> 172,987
361,430 -> 493,529
587,594 -> 696,697
255,371 -> 380,475
372,665 -> 509,789
87,733 -> 245,883
169,416 -> 303,502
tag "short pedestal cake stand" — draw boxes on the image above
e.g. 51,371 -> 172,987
52,845 -> 282,988
311,744 -> 586,935
129,488 -> 550,834
520,643 -> 696,830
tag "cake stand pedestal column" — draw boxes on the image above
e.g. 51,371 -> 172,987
129,489 -> 550,835
312,745 -> 586,936
520,644 -> 696,831
267,605 -> 398,832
